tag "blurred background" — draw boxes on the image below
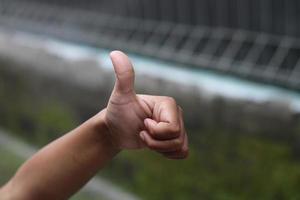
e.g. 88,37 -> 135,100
0,0 -> 300,199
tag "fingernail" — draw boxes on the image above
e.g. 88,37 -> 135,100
145,118 -> 157,127
139,132 -> 145,141
144,119 -> 150,127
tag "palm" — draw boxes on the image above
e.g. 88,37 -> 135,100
106,93 -> 152,149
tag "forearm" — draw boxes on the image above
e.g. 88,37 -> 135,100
0,50 -> 189,199
1,109 -> 119,200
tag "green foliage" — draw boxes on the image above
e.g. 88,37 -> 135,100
103,133 -> 300,200
0,66 -> 77,146
33,102 -> 77,146
0,146 -> 24,185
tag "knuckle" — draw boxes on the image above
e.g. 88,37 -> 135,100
167,97 -> 176,104
170,125 -> 181,134
162,96 -> 176,104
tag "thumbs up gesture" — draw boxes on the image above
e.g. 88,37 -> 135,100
103,51 -> 188,159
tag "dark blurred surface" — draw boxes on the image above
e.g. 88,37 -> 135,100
5,0 -> 300,37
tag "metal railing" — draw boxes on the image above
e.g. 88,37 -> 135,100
0,0 -> 300,91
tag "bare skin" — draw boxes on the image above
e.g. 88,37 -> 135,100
0,51 -> 188,200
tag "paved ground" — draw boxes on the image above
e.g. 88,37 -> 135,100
0,129 -> 140,200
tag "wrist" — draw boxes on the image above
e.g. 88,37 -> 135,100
89,109 -> 121,155
91,108 -> 121,153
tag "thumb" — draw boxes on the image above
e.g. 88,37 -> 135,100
110,50 -> 135,94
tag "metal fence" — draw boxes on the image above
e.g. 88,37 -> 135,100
9,0 -> 300,37
0,0 -> 300,91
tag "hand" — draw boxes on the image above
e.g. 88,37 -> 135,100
103,51 -> 188,159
